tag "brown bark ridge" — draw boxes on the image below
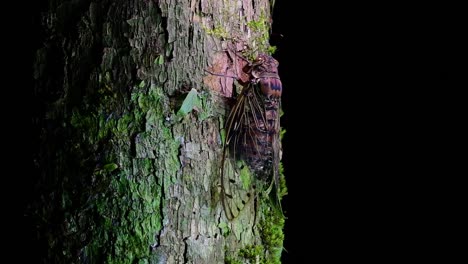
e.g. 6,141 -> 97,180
31,0 -> 285,263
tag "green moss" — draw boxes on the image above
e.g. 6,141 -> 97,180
204,25 -> 230,39
259,204 -> 285,264
225,256 -> 243,264
224,200 -> 285,264
239,162 -> 252,190
115,113 -> 134,137
88,161 -> 164,263
70,105 -> 135,143
203,9 -> 275,59
245,14 -> 276,58
226,244 -> 266,264
67,83 -> 179,264
239,245 -> 265,262
278,162 -> 288,199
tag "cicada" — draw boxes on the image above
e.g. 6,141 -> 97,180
210,52 -> 283,220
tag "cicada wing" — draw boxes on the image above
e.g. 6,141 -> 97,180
220,82 -> 282,220
220,90 -> 254,220
220,152 -> 253,220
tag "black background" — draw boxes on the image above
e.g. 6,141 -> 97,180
271,1 -> 453,262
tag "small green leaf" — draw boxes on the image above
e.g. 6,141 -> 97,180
268,45 -> 277,55
177,88 -> 201,117
220,127 -> 226,145
154,55 -> 164,65
280,128 -> 286,140
139,80 -> 146,88
103,163 -> 119,172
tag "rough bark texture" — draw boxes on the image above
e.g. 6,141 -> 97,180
31,0 -> 284,263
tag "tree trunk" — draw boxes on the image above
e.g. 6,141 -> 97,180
31,0 -> 284,263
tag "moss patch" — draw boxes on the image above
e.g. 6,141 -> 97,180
64,83 -> 180,263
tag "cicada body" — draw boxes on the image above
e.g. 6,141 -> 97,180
215,53 -> 283,220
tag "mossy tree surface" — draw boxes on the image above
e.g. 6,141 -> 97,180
31,0 -> 285,263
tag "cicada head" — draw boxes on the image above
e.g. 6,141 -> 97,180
254,54 -> 279,70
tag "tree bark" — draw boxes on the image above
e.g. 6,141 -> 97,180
31,0 -> 284,263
